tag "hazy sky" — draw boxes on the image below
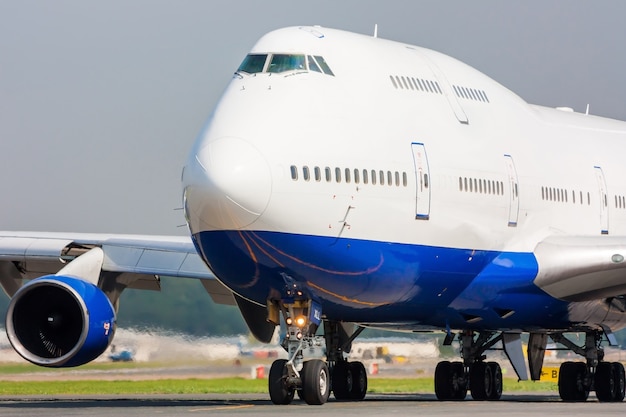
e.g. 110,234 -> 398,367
1,1 -> 625,235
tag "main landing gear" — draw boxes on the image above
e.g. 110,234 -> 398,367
551,331 -> 625,402
434,329 -> 626,403
266,282 -> 367,405
434,331 -> 503,401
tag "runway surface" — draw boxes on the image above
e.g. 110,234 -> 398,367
1,393 -> 625,417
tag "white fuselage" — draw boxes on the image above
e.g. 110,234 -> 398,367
182,26 -> 626,332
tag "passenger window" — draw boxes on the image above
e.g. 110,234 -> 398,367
335,167 -> 342,183
268,54 -> 305,73
403,172 -> 408,187
354,169 -> 360,184
387,171 -> 392,186
290,165 -> 298,180
379,170 -> 385,185
345,168 -> 351,183
325,167 -> 331,182
371,170 -> 377,185
363,169 -> 369,184
237,54 -> 267,74
303,166 -> 310,181
395,171 -> 400,186
314,166 -> 321,182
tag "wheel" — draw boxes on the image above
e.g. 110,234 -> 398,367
558,361 -> 589,402
487,362 -> 502,400
451,362 -> 468,400
613,362 -> 625,402
349,361 -> 367,400
595,362 -> 615,402
436,361 -> 467,400
268,359 -> 295,405
332,361 -> 353,400
301,359 -> 330,405
470,362 -> 493,400
435,361 -> 453,400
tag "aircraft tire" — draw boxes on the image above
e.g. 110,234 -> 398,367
349,361 -> 367,400
451,362 -> 468,400
268,359 -> 295,405
435,361 -> 466,400
332,361 -> 353,400
613,362 -> 625,402
558,362 -> 589,402
470,362 -> 493,400
487,362 -> 502,400
301,359 -> 330,405
435,361 -> 453,400
595,362 -> 615,402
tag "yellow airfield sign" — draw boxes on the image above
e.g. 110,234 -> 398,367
540,367 -> 559,382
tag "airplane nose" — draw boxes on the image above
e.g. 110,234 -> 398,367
185,136 -> 271,230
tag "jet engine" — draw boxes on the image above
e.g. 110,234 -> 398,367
5,275 -> 116,367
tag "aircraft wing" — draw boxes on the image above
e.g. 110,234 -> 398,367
0,231 -> 235,305
534,235 -> 626,302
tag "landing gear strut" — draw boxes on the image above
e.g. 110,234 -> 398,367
552,331 -> 625,402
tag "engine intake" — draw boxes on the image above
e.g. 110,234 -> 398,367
5,275 -> 116,367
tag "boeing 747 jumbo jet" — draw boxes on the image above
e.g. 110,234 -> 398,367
2,26 -> 626,405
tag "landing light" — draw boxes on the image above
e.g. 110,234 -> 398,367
295,316 -> 307,327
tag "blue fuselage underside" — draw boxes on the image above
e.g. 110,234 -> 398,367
194,230 -> 572,331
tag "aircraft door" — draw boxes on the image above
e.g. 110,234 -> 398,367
504,154 -> 519,227
594,166 -> 609,234
411,143 -> 431,220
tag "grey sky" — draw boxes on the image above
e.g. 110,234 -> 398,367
1,1 -> 625,235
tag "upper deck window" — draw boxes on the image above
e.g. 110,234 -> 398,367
268,54 -> 305,73
237,54 -> 268,74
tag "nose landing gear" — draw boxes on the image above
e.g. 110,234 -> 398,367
266,282 -> 367,405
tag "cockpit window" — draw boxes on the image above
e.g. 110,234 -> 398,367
236,53 -> 334,76
307,55 -> 321,73
237,54 -> 267,74
314,56 -> 334,76
268,54 -> 305,73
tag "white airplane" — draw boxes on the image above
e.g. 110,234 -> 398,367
2,25 -> 626,405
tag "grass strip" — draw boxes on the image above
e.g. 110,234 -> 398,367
0,378 -> 557,396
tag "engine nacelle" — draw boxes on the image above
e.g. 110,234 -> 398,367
5,275 -> 116,367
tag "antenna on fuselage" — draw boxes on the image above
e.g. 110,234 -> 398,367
373,24 -> 378,38
585,103 -> 590,115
